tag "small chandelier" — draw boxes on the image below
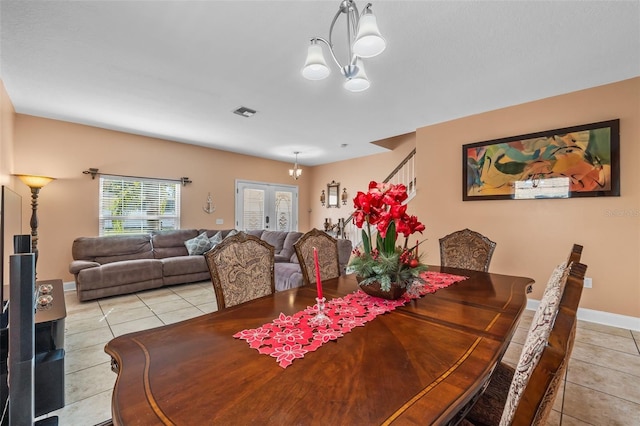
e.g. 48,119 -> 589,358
289,152 -> 302,180
302,0 -> 386,92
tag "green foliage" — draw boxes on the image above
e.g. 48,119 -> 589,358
383,220 -> 396,254
349,249 -> 428,292
361,228 -> 371,254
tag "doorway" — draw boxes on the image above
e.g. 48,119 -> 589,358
235,180 -> 298,231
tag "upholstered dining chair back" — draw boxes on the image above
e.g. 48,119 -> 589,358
505,261 -> 587,425
204,232 -> 275,310
461,250 -> 586,426
567,243 -> 583,265
294,228 -> 341,286
439,228 -> 497,272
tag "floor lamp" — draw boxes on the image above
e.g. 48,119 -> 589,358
15,174 -> 55,275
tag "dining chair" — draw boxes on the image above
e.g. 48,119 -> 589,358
460,256 -> 587,426
568,243 -> 583,264
294,228 -> 341,286
439,228 -> 497,272
204,232 -> 275,310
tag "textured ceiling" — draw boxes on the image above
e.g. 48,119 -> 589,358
1,1 -> 638,166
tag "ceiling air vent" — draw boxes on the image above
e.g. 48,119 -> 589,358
233,106 -> 257,117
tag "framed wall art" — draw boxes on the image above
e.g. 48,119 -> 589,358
463,119 -> 620,201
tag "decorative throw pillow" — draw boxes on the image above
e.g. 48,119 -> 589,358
208,231 -> 223,251
224,229 -> 240,239
500,262 -> 569,425
184,232 -> 212,255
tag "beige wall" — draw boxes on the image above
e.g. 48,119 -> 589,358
308,132 -> 416,230
10,114 -> 412,284
3,77 -> 639,319
0,80 -> 16,185
11,115 -> 313,283
412,78 -> 639,318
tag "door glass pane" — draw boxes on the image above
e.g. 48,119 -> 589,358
243,188 -> 264,230
274,190 -> 293,231
236,181 -> 298,231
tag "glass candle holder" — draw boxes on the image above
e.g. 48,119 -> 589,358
308,297 -> 332,327
37,294 -> 53,310
39,283 -> 53,294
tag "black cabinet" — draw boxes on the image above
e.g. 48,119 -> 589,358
33,279 -> 66,417
1,279 -> 66,422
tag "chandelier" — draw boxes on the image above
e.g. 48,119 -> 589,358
302,0 -> 386,92
289,152 -> 302,180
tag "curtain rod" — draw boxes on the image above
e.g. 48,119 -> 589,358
82,168 -> 192,186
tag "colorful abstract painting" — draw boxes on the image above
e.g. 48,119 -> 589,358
463,120 -> 620,200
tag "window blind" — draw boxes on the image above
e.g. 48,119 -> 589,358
99,175 -> 181,236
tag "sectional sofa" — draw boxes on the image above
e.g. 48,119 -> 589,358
69,229 -> 352,302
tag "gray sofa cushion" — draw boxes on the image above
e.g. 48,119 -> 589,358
69,260 -> 100,275
77,259 -> 163,291
274,262 -> 304,291
245,230 -> 264,238
259,230 -> 288,254
337,239 -> 353,274
280,232 -> 303,260
152,229 -> 199,258
162,255 -> 207,277
72,234 -> 153,264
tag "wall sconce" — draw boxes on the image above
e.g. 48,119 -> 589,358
14,174 -> 55,274
320,190 -> 326,206
341,188 -> 349,205
203,192 -> 216,214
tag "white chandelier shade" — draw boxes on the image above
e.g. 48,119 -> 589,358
302,42 -> 331,80
352,11 -> 386,58
302,1 -> 385,92
343,59 -> 369,92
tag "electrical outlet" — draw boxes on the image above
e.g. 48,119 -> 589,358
216,219 -> 223,225
584,277 -> 593,288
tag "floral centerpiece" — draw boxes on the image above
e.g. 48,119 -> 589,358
349,181 -> 427,299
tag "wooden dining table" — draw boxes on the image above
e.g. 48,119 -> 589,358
104,266 -> 533,426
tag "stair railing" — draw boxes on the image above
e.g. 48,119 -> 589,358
340,148 -> 417,248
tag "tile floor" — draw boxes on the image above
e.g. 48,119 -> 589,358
35,281 -> 640,426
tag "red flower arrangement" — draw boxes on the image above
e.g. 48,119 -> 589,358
349,181 -> 427,292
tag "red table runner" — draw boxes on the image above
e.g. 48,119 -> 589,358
233,271 -> 467,368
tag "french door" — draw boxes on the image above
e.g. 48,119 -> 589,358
235,180 -> 298,232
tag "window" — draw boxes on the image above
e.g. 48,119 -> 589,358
99,175 -> 181,236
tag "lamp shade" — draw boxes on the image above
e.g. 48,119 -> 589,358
344,59 -> 370,92
16,174 -> 54,189
302,42 -> 330,80
353,12 -> 386,58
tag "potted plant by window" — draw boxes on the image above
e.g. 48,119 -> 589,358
349,181 -> 427,299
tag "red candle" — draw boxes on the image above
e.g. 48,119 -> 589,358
313,247 -> 323,299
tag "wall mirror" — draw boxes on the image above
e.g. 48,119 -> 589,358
327,180 -> 340,208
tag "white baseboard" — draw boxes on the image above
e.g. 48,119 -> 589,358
63,281 -> 76,292
526,299 -> 640,332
